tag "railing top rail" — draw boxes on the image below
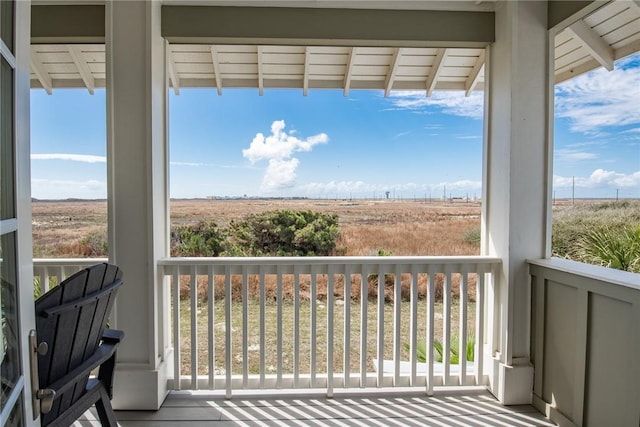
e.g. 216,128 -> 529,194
529,257 -> 639,291
33,258 -> 109,267
158,256 -> 502,267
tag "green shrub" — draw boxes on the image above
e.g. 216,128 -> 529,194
404,336 -> 475,364
463,228 -> 481,245
171,220 -> 226,257
575,225 -> 640,272
228,210 -> 339,256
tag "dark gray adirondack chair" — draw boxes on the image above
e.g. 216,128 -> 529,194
32,263 -> 124,427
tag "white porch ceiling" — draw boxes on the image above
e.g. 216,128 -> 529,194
30,0 -> 640,95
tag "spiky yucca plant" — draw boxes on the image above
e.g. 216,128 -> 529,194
576,225 -> 640,273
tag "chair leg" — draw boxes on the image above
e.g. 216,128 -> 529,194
95,386 -> 118,427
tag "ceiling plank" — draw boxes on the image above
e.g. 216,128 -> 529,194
257,46 -> 264,95
30,49 -> 53,95
464,49 -> 485,96
303,46 -> 311,96
167,44 -> 181,95
384,48 -> 402,97
67,45 -> 95,94
426,48 -> 448,97
343,47 -> 357,96
210,45 -> 223,95
566,19 -> 614,71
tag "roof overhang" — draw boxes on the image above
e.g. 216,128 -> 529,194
29,1 -> 640,94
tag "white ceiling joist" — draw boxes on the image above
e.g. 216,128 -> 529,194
566,19 -> 614,71
465,49 -> 485,96
257,46 -> 264,96
384,48 -> 402,97
343,47 -> 357,97
30,50 -> 53,95
67,45 -> 95,94
167,45 -> 180,95
303,47 -> 311,96
210,46 -> 223,95
426,48 -> 448,97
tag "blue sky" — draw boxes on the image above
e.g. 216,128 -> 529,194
31,53 -> 639,200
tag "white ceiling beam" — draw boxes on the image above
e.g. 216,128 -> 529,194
67,45 -> 95,94
210,45 -> 223,95
384,48 -> 402,97
566,19 -> 614,71
30,49 -> 53,95
426,48 -> 448,97
343,47 -> 357,97
257,46 -> 264,96
464,49 -> 485,97
303,47 -> 311,96
167,44 -> 180,95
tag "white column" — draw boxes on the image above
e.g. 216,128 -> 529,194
106,0 -> 170,410
482,1 -> 552,405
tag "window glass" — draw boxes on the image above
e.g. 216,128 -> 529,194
1,56 -> 15,220
0,0 -> 14,54
0,232 -> 21,411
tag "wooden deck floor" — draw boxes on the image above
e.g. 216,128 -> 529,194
74,389 -> 555,426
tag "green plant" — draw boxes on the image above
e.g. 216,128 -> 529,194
405,336 -> 475,364
575,225 -> 640,272
228,210 -> 339,256
171,221 -> 227,257
463,228 -> 481,245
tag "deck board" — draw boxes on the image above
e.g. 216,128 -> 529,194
73,390 -> 555,426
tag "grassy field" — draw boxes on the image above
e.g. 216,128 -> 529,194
32,198 -> 482,257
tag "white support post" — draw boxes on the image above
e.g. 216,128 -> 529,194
483,0 -> 551,405
106,0 -> 169,410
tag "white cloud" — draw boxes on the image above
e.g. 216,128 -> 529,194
242,120 -> 328,190
262,158 -> 299,190
388,90 -> 484,119
298,179 -> 482,198
31,178 -> 106,200
555,58 -> 640,133
553,169 -> 640,189
31,153 -> 106,163
555,149 -> 598,162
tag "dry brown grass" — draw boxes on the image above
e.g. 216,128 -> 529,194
33,198 -> 481,258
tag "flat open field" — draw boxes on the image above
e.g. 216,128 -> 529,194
32,198 -> 482,257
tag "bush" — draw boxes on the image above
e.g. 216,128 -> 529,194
171,221 -> 226,257
228,210 -> 339,256
575,225 -> 640,272
463,228 -> 481,245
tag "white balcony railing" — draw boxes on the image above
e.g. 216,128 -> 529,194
33,256 -> 501,397
158,256 -> 501,397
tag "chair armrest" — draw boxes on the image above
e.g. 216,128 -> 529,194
102,328 -> 124,344
44,330 -> 123,398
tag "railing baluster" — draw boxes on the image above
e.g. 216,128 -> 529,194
190,265 -> 198,389
393,264 -> 401,386
259,269 -> 266,388
443,266 -> 451,386
242,268 -> 249,388
360,265 -> 368,388
426,265 -> 435,396
293,265 -> 301,388
376,265 -> 384,387
276,266 -> 283,388
224,265 -> 232,398
327,264 -> 335,397
343,264 -> 352,388
310,265 -> 317,387
172,266 -> 181,391
207,265 -> 215,389
475,268 -> 485,386
459,265 -> 468,386
409,265 -> 418,386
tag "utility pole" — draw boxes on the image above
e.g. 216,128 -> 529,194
572,176 -> 575,205
616,188 -> 619,201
